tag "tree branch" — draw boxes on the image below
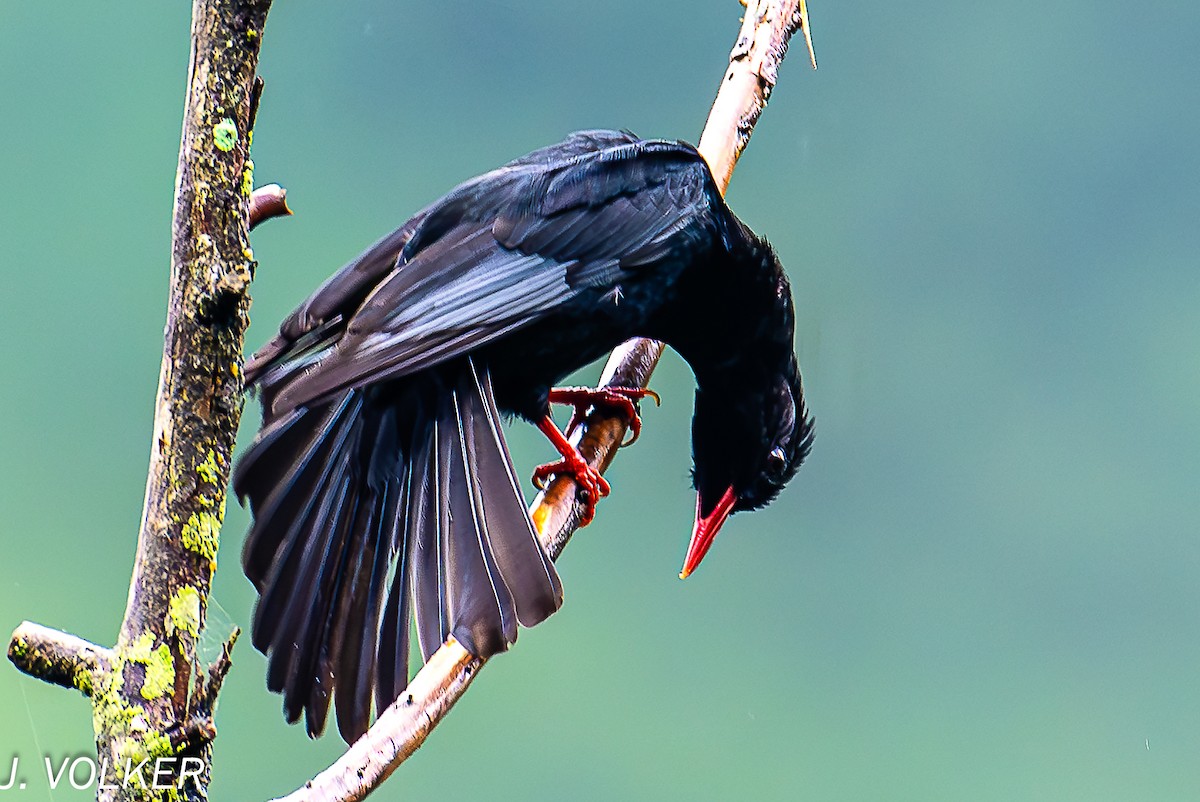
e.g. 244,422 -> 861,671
271,3 -> 815,801
7,1 -> 274,799
250,184 -> 292,230
7,622 -> 112,697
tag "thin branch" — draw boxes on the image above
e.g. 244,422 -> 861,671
250,184 -> 292,230
7,1 -> 273,800
7,621 -> 112,697
272,3 -> 815,801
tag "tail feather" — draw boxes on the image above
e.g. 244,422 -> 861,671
408,425 -> 446,662
309,409 -> 404,738
237,393 -> 362,589
374,475 -> 413,716
290,461 -> 358,731
442,399 -> 518,657
262,444 -> 354,715
237,360 -> 562,741
333,479 -> 400,742
466,365 -> 562,626
246,395 -> 362,652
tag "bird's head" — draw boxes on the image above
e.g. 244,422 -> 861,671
682,357 -> 813,578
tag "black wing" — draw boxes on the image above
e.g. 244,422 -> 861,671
269,135 -> 725,412
245,130 -> 645,386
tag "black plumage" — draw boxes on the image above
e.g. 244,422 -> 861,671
235,130 -> 813,741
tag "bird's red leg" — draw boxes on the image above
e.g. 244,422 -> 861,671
531,417 -> 611,525
548,386 -> 661,447
531,386 -> 659,525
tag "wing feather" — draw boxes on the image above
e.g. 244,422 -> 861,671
271,139 -> 722,413
245,129 -> 643,382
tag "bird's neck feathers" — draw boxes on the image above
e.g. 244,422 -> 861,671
690,237 -> 796,390
694,351 -> 802,419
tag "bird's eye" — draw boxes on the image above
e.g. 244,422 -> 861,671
766,446 -> 787,480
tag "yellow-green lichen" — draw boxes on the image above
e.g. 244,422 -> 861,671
8,635 -> 27,661
181,510 -> 220,561
73,666 -> 94,696
127,632 -> 155,663
212,118 -> 238,152
141,731 -> 173,759
115,736 -> 142,767
114,730 -> 175,782
120,632 -> 174,700
168,586 -> 202,637
94,695 -> 143,744
241,158 -> 255,197
139,645 -> 175,700
92,656 -> 143,739
9,634 -> 93,696
95,701 -> 142,739
91,641 -> 186,791
197,450 -> 221,485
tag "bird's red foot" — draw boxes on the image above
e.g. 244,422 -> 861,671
532,417 -> 612,525
548,385 -> 661,447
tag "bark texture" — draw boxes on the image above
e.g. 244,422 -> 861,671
7,1 -> 273,799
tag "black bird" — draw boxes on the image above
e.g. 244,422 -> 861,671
235,129 -> 814,741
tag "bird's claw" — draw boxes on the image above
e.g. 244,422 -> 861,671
549,386 -> 660,448
530,455 -> 611,526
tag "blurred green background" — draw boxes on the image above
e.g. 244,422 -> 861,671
2,1 -> 1198,799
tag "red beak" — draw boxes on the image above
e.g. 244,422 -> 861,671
679,485 -> 737,579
